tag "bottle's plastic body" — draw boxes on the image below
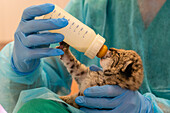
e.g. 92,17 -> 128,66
43,5 -> 107,59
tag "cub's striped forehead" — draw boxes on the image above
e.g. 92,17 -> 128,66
109,48 -> 126,53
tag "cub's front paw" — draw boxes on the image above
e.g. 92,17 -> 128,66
56,41 -> 69,52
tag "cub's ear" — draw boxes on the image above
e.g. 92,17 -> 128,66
121,60 -> 133,77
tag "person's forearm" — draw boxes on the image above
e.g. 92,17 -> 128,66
0,42 -> 43,113
143,93 -> 170,113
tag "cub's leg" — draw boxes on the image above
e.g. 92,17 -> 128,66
57,42 -> 89,86
57,42 -> 89,107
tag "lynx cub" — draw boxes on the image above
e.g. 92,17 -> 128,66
57,42 -> 144,108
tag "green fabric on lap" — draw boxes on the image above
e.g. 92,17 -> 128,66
17,99 -> 70,113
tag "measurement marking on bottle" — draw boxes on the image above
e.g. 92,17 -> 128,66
74,25 -> 79,32
83,31 -> 88,38
58,13 -> 61,16
69,22 -> 75,29
78,28 -> 83,34
56,13 -> 61,18
50,10 -> 56,19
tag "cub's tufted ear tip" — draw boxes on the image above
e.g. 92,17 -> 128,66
120,60 -> 134,78
121,60 -> 133,72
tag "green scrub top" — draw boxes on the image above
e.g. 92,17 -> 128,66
65,0 -> 170,99
17,99 -> 70,113
64,0 -> 170,112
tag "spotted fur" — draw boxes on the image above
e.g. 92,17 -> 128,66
57,42 -> 144,108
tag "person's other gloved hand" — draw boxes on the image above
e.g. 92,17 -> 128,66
89,64 -> 103,71
75,85 -> 152,113
12,3 -> 68,74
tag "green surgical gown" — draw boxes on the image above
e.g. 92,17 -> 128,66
17,98 -> 70,113
0,0 -> 169,113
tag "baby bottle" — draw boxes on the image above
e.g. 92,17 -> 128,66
42,5 -> 108,59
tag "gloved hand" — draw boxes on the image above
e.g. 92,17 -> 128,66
12,3 -> 68,74
75,85 -> 152,113
89,64 -> 103,71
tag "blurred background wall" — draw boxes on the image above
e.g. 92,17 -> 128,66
0,0 -> 70,50
0,0 -> 79,95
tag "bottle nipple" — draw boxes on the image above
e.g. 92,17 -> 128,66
97,45 -> 108,58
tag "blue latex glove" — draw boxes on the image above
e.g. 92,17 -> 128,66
12,3 -> 68,74
75,85 -> 152,113
89,64 -> 103,71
